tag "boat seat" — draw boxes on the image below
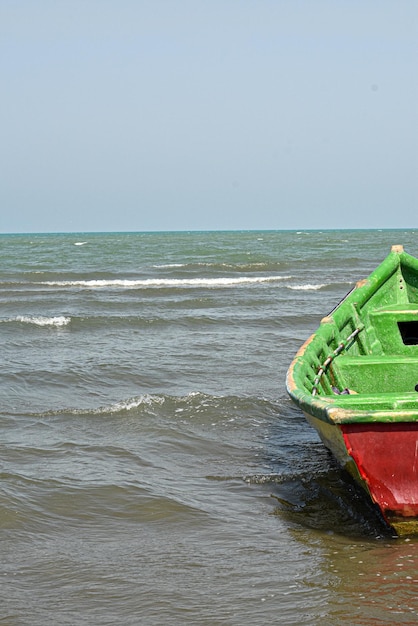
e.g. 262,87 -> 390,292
371,304 -> 418,316
370,305 -> 418,352
336,355 -> 418,364
331,355 -> 418,395
323,390 -> 418,411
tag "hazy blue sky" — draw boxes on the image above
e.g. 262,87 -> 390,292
1,1 -> 417,233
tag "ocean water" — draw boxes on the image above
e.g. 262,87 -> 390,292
1,229 -> 418,625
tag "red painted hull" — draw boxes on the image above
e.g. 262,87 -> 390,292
341,423 -> 418,521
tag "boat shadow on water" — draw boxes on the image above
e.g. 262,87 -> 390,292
255,399 -> 395,540
268,455 -> 393,540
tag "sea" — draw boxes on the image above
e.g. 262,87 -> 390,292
1,229 -> 418,625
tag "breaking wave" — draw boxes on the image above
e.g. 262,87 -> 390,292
287,283 -> 327,291
7,315 -> 71,327
37,276 -> 293,288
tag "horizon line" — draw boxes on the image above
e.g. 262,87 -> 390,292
1,227 -> 416,236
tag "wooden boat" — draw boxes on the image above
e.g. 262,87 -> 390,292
286,245 -> 418,535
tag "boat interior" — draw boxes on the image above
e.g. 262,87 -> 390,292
317,303 -> 418,411
291,246 -> 418,414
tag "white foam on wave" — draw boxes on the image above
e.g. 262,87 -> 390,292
74,241 -> 88,246
96,395 -> 165,414
287,284 -> 326,291
97,391 -> 213,415
39,276 -> 293,288
14,315 -> 71,327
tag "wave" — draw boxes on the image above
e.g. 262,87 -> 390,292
26,394 -> 167,418
3,315 -> 71,327
286,280 -> 354,291
152,261 -> 285,272
37,276 -> 293,289
286,283 -> 327,291
97,395 -> 166,414
15,392 -> 280,420
152,263 -> 186,268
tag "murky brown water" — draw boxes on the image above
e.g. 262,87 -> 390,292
1,230 -> 418,624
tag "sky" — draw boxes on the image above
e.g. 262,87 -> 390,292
1,0 -> 417,233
